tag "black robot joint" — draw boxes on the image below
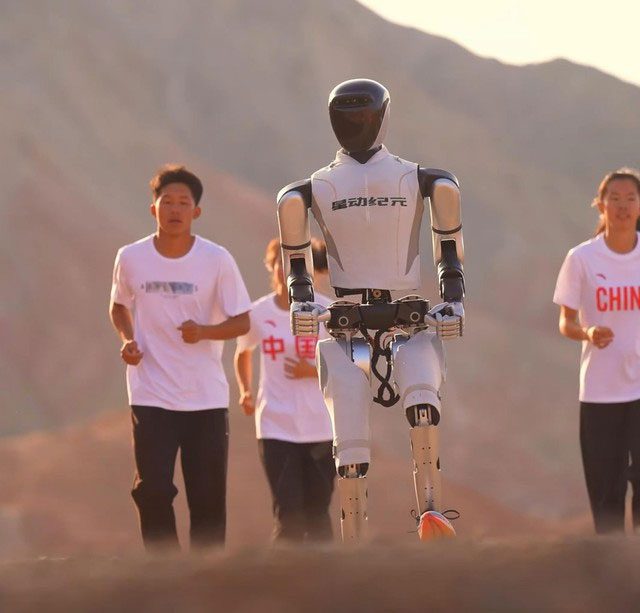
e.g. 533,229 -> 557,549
331,196 -> 407,211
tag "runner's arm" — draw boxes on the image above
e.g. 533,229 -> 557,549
110,301 -> 143,364
234,346 -> 255,415
110,301 -> 135,342
234,346 -> 253,397
559,306 -> 588,341
559,305 -> 613,348
199,311 -> 251,340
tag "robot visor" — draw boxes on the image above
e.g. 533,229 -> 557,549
330,105 -> 385,153
332,94 -> 373,109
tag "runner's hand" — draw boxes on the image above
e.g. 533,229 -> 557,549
121,340 -> 143,365
239,391 -> 255,416
586,326 -> 614,349
178,319 -> 203,344
284,357 -> 316,379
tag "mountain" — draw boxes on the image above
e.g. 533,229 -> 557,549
3,0 -> 640,518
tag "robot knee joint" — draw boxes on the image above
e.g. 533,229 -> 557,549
406,404 -> 440,427
337,462 -> 369,478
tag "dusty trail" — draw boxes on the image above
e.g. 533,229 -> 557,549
0,409 -> 584,557
0,538 -> 637,612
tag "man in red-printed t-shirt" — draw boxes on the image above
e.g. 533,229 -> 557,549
235,238 -> 334,543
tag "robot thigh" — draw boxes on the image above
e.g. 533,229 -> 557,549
392,330 -> 446,413
317,338 -> 371,468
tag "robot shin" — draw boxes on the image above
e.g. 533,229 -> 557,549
317,337 -> 371,542
392,330 -> 446,514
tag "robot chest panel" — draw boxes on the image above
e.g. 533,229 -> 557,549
316,167 -> 418,219
312,163 -> 422,289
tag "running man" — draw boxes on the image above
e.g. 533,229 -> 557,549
234,238 -> 335,543
109,164 -> 251,551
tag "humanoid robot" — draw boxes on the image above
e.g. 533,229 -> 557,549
276,79 -> 465,543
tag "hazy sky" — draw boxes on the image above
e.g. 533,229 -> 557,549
357,0 -> 640,87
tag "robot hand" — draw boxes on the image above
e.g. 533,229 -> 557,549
290,301 -> 329,336
428,302 -> 464,340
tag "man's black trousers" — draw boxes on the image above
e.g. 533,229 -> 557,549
258,438 -> 335,543
580,398 -> 640,534
130,405 -> 229,550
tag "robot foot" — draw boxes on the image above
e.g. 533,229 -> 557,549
417,510 -> 456,541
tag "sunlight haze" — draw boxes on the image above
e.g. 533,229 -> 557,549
357,0 -> 640,86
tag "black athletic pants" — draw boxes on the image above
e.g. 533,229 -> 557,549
258,438 -> 335,543
580,399 -> 640,534
130,405 -> 229,551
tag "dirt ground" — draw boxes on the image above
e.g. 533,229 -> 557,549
0,409 -> 589,557
0,538 -> 638,612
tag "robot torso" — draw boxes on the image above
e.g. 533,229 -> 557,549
311,146 -> 422,291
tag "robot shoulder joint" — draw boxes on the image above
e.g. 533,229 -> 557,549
418,167 -> 459,199
276,179 -> 312,207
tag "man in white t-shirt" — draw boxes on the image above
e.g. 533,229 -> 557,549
109,164 -> 251,551
235,239 -> 335,542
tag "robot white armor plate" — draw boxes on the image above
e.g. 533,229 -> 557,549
277,78 -> 465,543
311,147 -> 422,291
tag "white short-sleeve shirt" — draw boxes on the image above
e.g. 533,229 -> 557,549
237,292 -> 333,442
553,233 -> 640,403
111,234 -> 251,411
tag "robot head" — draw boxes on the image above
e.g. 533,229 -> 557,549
329,79 -> 390,153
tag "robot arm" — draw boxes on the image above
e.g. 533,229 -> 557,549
276,180 -> 315,304
419,168 -> 465,303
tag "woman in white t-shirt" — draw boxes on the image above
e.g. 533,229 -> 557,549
554,168 -> 640,534
235,238 -> 335,543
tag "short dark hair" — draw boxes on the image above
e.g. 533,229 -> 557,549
150,164 -> 204,205
264,237 -> 328,273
